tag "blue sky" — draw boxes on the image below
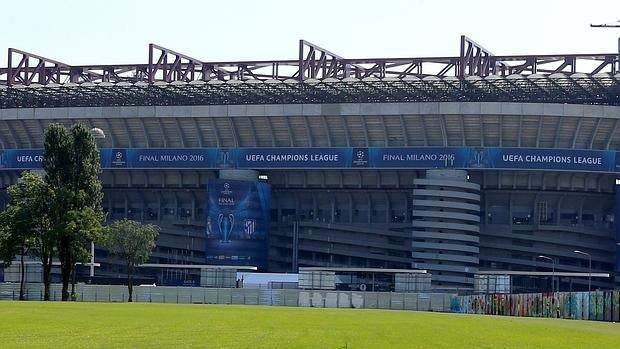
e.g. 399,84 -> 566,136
1,0 -> 620,66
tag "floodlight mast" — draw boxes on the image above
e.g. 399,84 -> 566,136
590,21 -> 620,72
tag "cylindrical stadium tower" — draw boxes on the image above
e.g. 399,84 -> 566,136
412,170 -> 481,287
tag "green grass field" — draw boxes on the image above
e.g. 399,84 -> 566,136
0,302 -> 618,349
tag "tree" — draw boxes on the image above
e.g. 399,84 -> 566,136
0,205 -> 26,300
0,171 -> 53,300
104,219 -> 159,302
44,123 -> 105,301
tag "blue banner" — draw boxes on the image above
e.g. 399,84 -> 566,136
236,147 -> 354,168
0,149 -> 44,169
369,147 -> 470,168
483,148 -> 617,172
0,147 -> 618,172
616,185 -> 620,273
100,148 -> 217,168
205,179 -> 271,270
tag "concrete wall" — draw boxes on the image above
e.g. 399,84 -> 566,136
0,282 -> 453,312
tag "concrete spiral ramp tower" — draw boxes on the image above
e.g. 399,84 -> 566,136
412,169 -> 481,288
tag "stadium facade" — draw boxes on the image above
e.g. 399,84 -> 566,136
1,37 -> 620,290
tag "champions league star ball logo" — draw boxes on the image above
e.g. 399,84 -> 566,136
218,182 -> 235,206
111,149 -> 127,167
221,182 -> 232,195
352,148 -> 369,167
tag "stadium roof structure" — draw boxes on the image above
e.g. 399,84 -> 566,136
1,36 -> 620,108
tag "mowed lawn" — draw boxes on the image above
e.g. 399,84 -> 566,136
0,302 -> 619,349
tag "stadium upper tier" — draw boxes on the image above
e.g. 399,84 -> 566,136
1,36 -> 620,108
0,102 -> 620,152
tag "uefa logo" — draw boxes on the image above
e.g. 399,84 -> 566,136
111,149 -> 127,167
221,182 -> 233,195
352,148 -> 369,167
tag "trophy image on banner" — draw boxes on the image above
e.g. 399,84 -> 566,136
218,213 -> 234,243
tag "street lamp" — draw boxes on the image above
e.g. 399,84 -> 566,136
573,250 -> 591,293
90,127 -> 106,139
537,255 -> 555,293
89,127 -> 106,277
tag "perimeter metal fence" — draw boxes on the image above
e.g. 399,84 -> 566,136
0,283 -> 452,311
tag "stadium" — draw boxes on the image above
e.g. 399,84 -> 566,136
0,36 -> 619,292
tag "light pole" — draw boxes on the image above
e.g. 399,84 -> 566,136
573,250 -> 591,293
537,255 -> 555,293
590,22 -> 620,72
90,127 -> 106,140
90,127 -> 106,277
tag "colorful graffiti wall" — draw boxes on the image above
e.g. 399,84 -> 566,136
451,291 -> 620,321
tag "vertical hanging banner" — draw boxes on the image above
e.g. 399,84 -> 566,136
205,178 -> 271,270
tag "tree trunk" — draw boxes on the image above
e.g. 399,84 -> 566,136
19,244 -> 26,301
127,263 -> 133,302
39,224 -> 53,301
70,263 -> 77,301
61,262 -> 71,301
59,240 -> 72,301
42,254 -> 52,301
